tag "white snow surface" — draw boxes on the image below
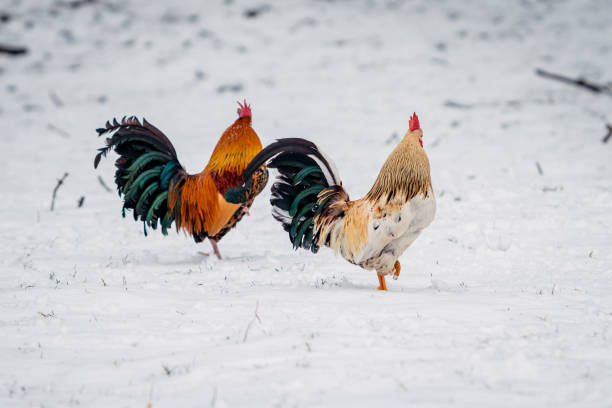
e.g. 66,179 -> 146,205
1,0 -> 612,406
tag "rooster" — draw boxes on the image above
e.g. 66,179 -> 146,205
226,113 -> 434,290
94,100 -> 268,259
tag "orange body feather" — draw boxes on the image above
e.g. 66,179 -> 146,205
169,116 -> 263,239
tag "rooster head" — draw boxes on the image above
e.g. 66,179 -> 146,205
409,112 -> 423,147
237,99 -> 252,118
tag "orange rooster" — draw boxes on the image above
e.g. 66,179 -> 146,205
227,113 -> 435,290
94,100 -> 268,259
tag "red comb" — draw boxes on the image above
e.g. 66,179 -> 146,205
237,99 -> 252,118
409,112 -> 420,132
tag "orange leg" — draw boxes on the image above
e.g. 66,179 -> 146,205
377,273 -> 387,291
209,239 -> 222,260
393,260 -> 401,280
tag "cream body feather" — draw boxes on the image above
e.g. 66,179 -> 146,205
317,129 -> 436,275
323,188 -> 435,275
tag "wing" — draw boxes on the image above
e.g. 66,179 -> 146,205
210,166 -> 269,241
224,166 -> 269,204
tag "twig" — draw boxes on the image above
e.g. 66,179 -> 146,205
535,68 -> 610,94
50,172 -> 69,211
243,300 -> 264,342
444,100 -> 473,109
535,161 -> 543,175
49,91 -> 64,108
210,386 -> 217,408
603,124 -> 612,143
77,196 -> 85,208
55,0 -> 98,9
68,0 -> 98,8
0,44 -> 28,56
47,123 -> 70,138
244,5 -> 270,19
97,175 -> 113,192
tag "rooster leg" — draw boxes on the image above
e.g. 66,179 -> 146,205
377,273 -> 387,291
209,239 -> 222,260
393,260 -> 401,280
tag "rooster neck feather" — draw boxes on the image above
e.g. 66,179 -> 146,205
364,132 -> 431,204
204,117 -> 262,181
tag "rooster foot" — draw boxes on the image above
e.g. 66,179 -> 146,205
377,273 -> 387,291
393,260 -> 401,280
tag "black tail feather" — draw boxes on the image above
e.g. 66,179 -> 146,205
227,138 -> 345,252
94,117 -> 185,236
241,138 -> 340,186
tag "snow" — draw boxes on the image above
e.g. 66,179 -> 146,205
1,0 -> 612,406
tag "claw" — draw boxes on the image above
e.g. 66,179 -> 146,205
393,260 -> 401,280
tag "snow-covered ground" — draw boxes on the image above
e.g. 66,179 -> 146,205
1,0 -> 612,406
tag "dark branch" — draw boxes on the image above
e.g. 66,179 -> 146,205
55,0 -> 98,9
603,124 -> 612,144
49,91 -> 64,108
535,162 -> 543,175
535,68 -> 610,94
0,44 -> 28,56
97,175 -> 113,192
47,123 -> 70,138
50,173 -> 69,211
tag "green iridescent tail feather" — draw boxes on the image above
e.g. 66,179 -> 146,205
94,116 -> 186,236
226,138 -> 345,253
